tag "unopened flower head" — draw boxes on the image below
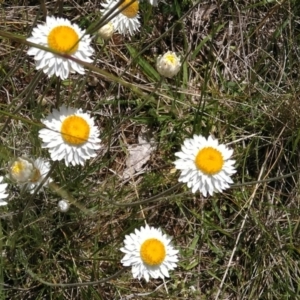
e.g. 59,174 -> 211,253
120,225 -> 178,282
27,16 -> 94,80
156,51 -> 181,78
58,200 -> 70,212
38,105 -> 101,166
101,0 -> 140,36
141,0 -> 158,6
0,176 -> 9,206
98,22 -> 114,40
9,157 -> 34,183
174,135 -> 236,197
16,158 -> 52,194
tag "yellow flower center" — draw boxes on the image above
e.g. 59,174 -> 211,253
140,238 -> 166,266
165,53 -> 176,65
11,161 -> 25,175
195,147 -> 224,175
119,0 -> 139,18
61,115 -> 90,146
30,169 -> 41,183
47,25 -> 79,54
10,158 -> 34,182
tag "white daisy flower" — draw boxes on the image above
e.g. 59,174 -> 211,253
174,135 -> 236,197
27,16 -> 94,80
156,51 -> 181,78
101,0 -> 140,36
120,224 -> 178,282
0,176 -> 9,206
16,158 -> 52,194
38,105 -> 101,166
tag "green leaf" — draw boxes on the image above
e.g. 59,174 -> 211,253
126,44 -> 160,82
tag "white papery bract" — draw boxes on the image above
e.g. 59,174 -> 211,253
120,225 -> 178,282
101,0 -> 140,36
156,51 -> 181,78
27,16 -> 94,80
38,105 -> 101,167
174,135 -> 236,197
0,176 -> 9,206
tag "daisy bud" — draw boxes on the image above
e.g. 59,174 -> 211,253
58,200 -> 70,212
98,22 -> 114,40
141,0 -> 158,6
156,51 -> 181,78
